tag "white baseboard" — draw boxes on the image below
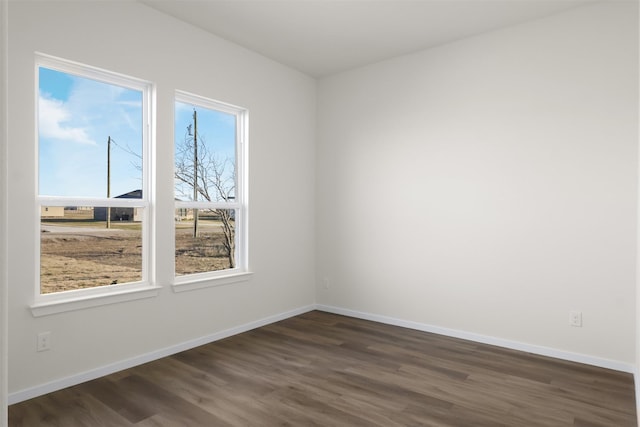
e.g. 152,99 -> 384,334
8,304 -> 316,405
8,303 -> 635,405
315,304 -> 635,374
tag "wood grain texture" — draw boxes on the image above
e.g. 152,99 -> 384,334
9,311 -> 637,426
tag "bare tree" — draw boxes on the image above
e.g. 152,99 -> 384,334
175,129 -> 236,268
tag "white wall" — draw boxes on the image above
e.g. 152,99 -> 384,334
1,0 -> 8,424
636,0 -> 640,419
7,1 -> 316,395
317,2 -> 638,365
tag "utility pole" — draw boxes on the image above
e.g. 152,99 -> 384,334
192,110 -> 199,238
106,136 -> 111,229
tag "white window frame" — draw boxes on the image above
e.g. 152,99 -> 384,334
31,53 -> 159,316
173,91 -> 250,292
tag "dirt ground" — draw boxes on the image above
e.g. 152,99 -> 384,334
40,222 -> 232,294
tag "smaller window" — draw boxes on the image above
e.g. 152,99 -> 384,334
174,92 -> 247,282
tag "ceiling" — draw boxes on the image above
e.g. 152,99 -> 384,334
140,0 -> 595,78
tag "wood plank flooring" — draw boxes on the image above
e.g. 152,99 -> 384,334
8,311 -> 637,426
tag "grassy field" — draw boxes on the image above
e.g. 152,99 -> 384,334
40,218 -> 232,294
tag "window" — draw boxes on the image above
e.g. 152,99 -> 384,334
32,55 -> 249,314
36,55 -> 152,300
174,92 -> 247,284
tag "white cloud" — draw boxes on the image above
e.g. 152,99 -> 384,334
39,93 -> 96,145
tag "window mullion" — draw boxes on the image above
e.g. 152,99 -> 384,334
38,197 -> 148,208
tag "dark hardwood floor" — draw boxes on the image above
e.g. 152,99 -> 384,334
9,311 -> 637,426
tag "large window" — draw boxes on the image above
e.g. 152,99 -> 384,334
33,55 -> 249,312
174,92 -> 247,282
36,55 -> 151,298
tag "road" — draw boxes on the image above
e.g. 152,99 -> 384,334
41,224 -> 127,234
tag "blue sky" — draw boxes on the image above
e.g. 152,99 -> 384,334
39,67 -> 237,201
39,67 -> 144,198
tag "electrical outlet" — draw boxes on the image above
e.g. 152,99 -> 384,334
569,311 -> 582,327
322,277 -> 330,290
37,331 -> 51,352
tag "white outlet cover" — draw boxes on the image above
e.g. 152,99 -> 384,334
569,311 -> 582,327
37,331 -> 51,351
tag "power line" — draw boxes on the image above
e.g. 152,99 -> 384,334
109,138 -> 141,160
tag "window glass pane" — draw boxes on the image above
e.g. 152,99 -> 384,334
174,101 -> 236,202
40,206 -> 143,293
38,67 -> 143,198
175,208 -> 236,275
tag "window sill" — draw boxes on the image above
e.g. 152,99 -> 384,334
172,271 -> 253,293
30,285 -> 162,317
